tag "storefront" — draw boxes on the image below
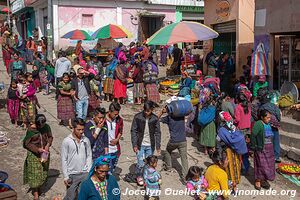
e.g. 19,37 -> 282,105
255,0 -> 300,91
204,0 -> 255,77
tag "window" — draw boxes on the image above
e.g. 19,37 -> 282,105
82,14 -> 93,26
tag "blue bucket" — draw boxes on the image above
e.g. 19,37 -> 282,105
0,171 -> 8,183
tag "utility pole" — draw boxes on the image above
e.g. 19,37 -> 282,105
47,0 -> 53,61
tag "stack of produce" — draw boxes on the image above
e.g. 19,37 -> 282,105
160,80 -> 176,94
278,163 -> 300,177
168,84 -> 180,96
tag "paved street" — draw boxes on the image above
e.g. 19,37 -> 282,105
0,62 -> 299,200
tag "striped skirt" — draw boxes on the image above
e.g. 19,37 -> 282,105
133,83 -> 144,98
103,77 -> 114,95
57,95 -> 75,120
23,151 -> 50,188
145,83 -> 160,103
20,101 -> 36,124
225,148 -> 241,187
254,143 -> 275,181
7,99 -> 20,121
199,121 -> 216,147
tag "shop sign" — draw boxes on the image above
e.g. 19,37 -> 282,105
11,0 -> 25,14
216,0 -> 230,21
176,6 -> 204,13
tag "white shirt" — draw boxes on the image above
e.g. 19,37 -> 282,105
142,119 -> 151,146
107,120 -> 118,153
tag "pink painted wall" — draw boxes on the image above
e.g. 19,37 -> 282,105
58,6 -> 117,50
58,6 -> 176,50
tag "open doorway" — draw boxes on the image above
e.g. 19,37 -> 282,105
138,13 -> 165,42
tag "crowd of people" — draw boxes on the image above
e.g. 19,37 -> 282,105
2,23 -> 283,200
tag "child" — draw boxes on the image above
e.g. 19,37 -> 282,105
186,166 -> 208,200
17,75 -> 29,109
32,64 -> 41,93
39,60 -> 49,95
7,80 -> 20,127
143,155 -> 161,200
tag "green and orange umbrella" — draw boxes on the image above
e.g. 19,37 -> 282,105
61,29 -> 91,40
147,21 -> 219,45
92,24 -> 132,39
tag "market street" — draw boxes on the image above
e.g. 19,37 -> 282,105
0,62 -> 298,200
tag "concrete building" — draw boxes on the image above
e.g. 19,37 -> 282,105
203,0 -> 255,77
254,0 -> 300,90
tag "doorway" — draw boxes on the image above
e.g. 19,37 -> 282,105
138,13 -> 165,42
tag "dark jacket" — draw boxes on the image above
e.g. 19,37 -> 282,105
71,76 -> 91,98
131,111 -> 161,151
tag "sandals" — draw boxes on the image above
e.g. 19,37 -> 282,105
136,176 -> 144,186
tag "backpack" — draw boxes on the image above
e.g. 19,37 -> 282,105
198,105 -> 216,127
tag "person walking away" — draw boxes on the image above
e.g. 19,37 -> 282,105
103,55 -> 117,102
57,73 -> 75,126
78,155 -> 120,200
61,118 -> 92,200
143,57 -> 160,104
234,93 -> 251,174
186,166 -> 208,200
205,51 -> 218,77
160,45 -> 168,66
131,101 -> 161,186
217,111 -> 248,193
26,37 -> 36,64
7,80 -> 20,127
132,61 -> 144,105
39,59 -> 50,95
113,58 -> 128,104
106,102 -> 124,174
84,107 -> 109,160
23,114 -> 53,200
2,31 -> 13,73
250,110 -> 275,190
71,67 -> 91,120
159,106 -> 188,184
9,52 -> 27,81
54,51 -> 71,86
205,150 -> 230,200
143,155 -> 162,200
170,44 -> 183,75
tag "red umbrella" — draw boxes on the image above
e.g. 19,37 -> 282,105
1,7 -> 11,14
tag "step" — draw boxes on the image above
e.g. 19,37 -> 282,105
280,116 -> 300,134
281,144 -> 300,164
279,130 -> 300,149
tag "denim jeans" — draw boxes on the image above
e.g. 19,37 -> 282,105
136,145 -> 153,177
272,128 -> 280,160
75,97 -> 89,120
164,141 -> 188,177
108,152 -> 119,174
242,153 -> 250,173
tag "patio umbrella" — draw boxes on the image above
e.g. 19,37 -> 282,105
0,7 -> 11,14
147,21 -> 219,45
61,29 -> 91,40
92,24 -> 133,39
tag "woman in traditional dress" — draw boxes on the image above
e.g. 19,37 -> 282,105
132,61 -> 144,105
26,37 -> 36,64
199,97 -> 216,155
75,40 -> 84,61
160,45 -> 168,66
113,59 -> 128,104
23,114 -> 53,200
178,71 -> 192,97
103,55 -> 117,102
217,111 -> 248,193
78,155 -> 120,200
143,57 -> 160,103
2,31 -> 12,73
8,52 -> 27,81
57,73 -> 75,126
88,74 -> 101,115
250,109 -> 275,190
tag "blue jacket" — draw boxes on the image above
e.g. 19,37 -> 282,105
78,175 -> 120,200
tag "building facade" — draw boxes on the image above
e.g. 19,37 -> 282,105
254,0 -> 300,90
203,0 -> 255,77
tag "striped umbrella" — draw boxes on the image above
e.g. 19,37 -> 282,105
61,29 -> 91,40
92,24 -> 133,39
147,21 -> 219,45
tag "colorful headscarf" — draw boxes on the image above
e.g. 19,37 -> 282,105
219,111 -> 236,131
199,87 -> 211,105
89,155 -> 112,178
